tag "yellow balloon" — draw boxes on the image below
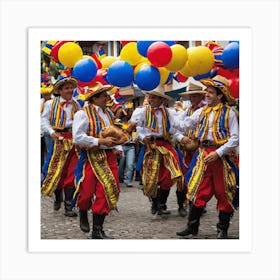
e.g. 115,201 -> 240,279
134,61 -> 150,77
82,55 -> 95,61
179,61 -> 197,77
165,44 -> 188,72
158,67 -> 171,84
186,46 -> 214,75
100,56 -> 118,69
120,42 -> 143,66
58,42 -> 83,68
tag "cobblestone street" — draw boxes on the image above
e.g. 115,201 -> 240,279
41,180 -> 239,240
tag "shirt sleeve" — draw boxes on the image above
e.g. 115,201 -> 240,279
130,107 -> 147,141
72,110 -> 99,147
172,107 -> 202,134
41,100 -> 55,136
216,108 -> 239,157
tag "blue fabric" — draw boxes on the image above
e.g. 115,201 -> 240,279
41,138 -> 54,184
184,149 -> 199,186
71,149 -> 87,208
136,144 -> 146,172
174,146 -> 185,170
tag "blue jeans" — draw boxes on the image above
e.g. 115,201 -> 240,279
118,144 -> 135,185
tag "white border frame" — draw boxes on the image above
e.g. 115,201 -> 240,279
28,27 -> 252,253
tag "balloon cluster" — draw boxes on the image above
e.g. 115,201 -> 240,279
106,41 -> 215,91
41,40 -> 239,98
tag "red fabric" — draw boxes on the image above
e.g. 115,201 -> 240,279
56,135 -> 78,190
77,150 -> 120,215
152,140 -> 181,190
192,147 -> 234,213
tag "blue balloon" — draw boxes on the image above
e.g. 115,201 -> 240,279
162,41 -> 176,46
72,58 -> 97,82
136,41 -> 156,57
135,65 -> 160,91
107,60 -> 134,87
222,42 -> 239,70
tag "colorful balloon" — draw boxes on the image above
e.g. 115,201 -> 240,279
100,56 -> 118,69
120,41 -> 137,46
51,41 -> 73,62
228,77 -> 239,98
165,44 -> 188,72
158,67 -> 171,84
120,42 -> 142,66
136,41 -> 156,57
58,42 -> 83,68
72,58 -> 97,82
184,46 -> 214,75
107,60 -> 134,87
147,42 -> 172,67
222,42 -> 239,70
135,65 -> 160,91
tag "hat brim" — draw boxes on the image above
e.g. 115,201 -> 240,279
53,78 -> 78,93
144,91 -> 174,101
180,90 -> 206,95
84,84 -> 113,101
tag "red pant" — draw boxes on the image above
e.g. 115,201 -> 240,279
57,133 -> 78,190
193,148 -> 234,213
77,150 -> 119,215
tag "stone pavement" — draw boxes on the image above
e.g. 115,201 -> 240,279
41,181 -> 239,239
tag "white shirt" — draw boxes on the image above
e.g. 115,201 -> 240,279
173,106 -> 239,157
41,96 -> 80,136
129,105 -> 179,141
72,104 -> 122,152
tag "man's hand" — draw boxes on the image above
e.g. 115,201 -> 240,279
204,151 -> 219,164
181,136 -> 192,145
51,132 -> 63,140
99,137 -> 118,147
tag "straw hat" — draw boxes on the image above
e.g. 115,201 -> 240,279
53,77 -> 78,93
84,82 -> 113,101
144,85 -> 174,101
41,84 -> 54,95
180,83 -> 206,97
200,75 -> 237,106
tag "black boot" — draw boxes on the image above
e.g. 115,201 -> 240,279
217,211 -> 232,239
157,188 -> 171,215
53,189 -> 62,211
176,205 -> 204,237
176,190 -> 187,217
79,210 -> 90,233
92,214 -> 113,239
64,188 -> 77,217
151,196 -> 158,215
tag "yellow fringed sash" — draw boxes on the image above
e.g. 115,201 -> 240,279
41,138 -> 74,196
87,150 -> 119,210
142,145 -> 183,198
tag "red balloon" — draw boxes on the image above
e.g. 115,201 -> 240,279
51,41 -> 73,62
120,41 -> 137,46
217,66 -> 239,80
147,42 -> 172,67
228,77 -> 239,98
